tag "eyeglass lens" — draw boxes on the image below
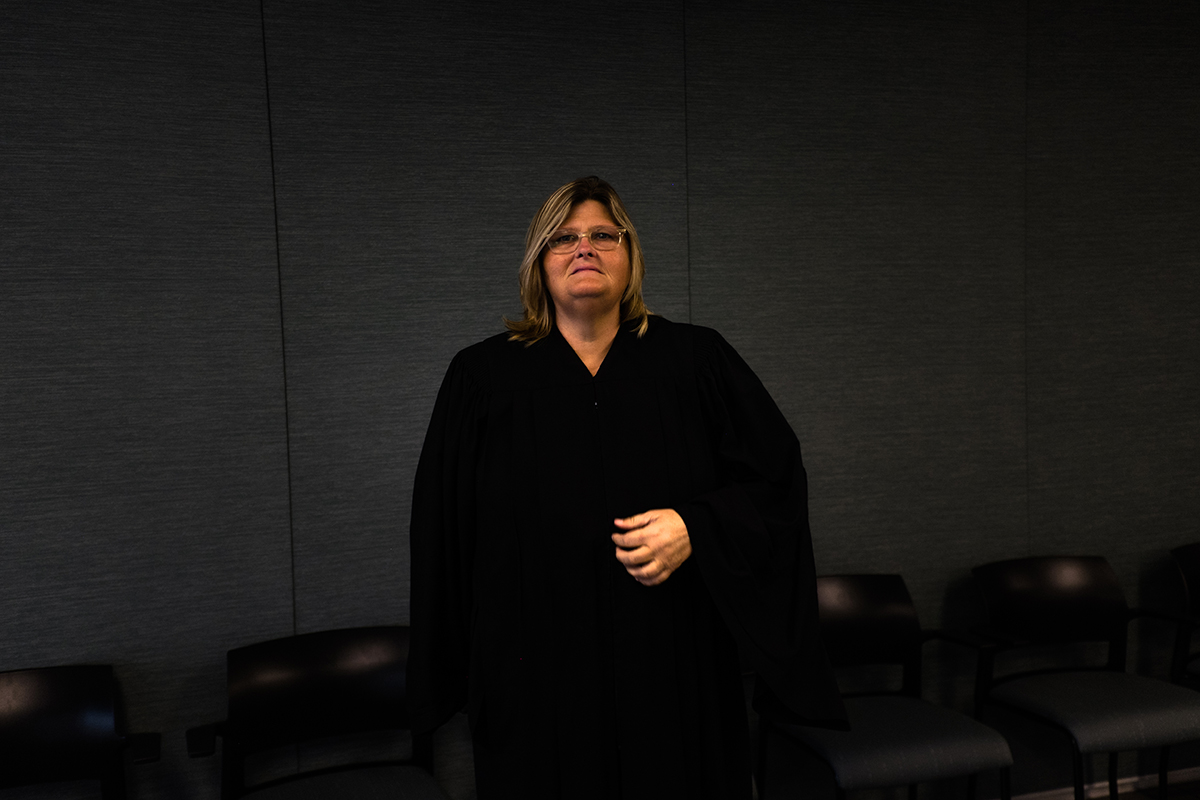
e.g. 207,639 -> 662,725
546,227 -> 624,253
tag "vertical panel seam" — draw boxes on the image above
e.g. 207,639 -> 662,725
682,0 -> 692,324
260,0 -> 298,636
1022,0 -> 1032,556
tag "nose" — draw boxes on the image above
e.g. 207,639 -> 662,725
575,233 -> 596,256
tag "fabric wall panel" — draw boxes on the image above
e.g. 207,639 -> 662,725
1,3 -> 291,798
261,0 -> 689,633
2,1 -> 1195,797
684,1 -> 1028,628
1026,3 -> 1200,602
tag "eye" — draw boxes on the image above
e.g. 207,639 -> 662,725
591,229 -> 616,242
549,232 -> 579,247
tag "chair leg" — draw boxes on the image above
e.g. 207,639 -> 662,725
100,761 -> 127,800
1160,745 -> 1170,800
999,766 -> 1012,800
1073,749 -> 1086,800
413,730 -> 435,774
221,739 -> 243,800
756,718 -> 768,800
1108,752 -> 1118,800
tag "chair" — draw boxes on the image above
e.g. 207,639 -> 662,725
1168,543 -> 1200,685
187,625 -> 448,799
971,556 -> 1200,800
759,574 -> 1013,800
0,664 -> 160,799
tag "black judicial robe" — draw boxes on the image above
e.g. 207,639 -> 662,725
408,316 -> 845,799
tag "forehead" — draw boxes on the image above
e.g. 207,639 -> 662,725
560,199 -> 615,227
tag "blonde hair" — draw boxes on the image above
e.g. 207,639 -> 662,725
505,176 -> 650,343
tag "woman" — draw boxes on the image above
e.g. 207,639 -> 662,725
408,177 -> 844,799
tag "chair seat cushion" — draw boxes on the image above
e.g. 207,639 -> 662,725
991,671 -> 1200,753
778,695 -> 1012,790
246,764 -> 449,800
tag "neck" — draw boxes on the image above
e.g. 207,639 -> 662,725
555,306 -> 621,376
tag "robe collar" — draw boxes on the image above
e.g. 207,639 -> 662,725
546,317 -> 641,381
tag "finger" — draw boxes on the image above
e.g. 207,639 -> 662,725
628,551 -> 667,575
625,558 -> 658,579
612,529 -> 651,548
632,562 -> 670,586
613,514 -> 653,530
614,545 -> 653,567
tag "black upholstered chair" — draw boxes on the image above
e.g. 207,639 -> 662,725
760,574 -> 1013,800
972,556 -> 1200,800
187,625 -> 448,800
1169,543 -> 1200,685
0,664 -> 160,798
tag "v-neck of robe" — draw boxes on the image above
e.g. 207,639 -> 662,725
551,322 -> 629,382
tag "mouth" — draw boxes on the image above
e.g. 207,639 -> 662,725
571,266 -> 601,274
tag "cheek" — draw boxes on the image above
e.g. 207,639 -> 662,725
617,255 -> 633,286
540,260 -> 566,301
541,257 -> 564,287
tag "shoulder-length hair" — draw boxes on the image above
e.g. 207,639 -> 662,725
505,176 -> 650,343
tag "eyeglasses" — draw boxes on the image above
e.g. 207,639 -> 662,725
545,226 -> 627,254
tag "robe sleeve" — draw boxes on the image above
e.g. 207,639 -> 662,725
407,352 -> 486,734
675,329 -> 848,730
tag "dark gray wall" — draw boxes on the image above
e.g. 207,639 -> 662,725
1,3 -> 293,798
2,1 -> 1197,798
1026,1 -> 1200,589
685,0 -> 1030,628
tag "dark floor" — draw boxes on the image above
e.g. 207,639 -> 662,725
1128,781 -> 1200,800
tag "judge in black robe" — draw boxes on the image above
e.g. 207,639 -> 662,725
408,177 -> 845,800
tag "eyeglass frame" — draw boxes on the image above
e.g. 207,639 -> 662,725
543,226 -> 629,254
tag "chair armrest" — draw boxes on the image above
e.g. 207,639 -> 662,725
186,723 -> 221,758
922,628 -> 998,650
919,629 -> 1004,711
970,625 -> 1030,649
125,732 -> 161,764
1130,607 -> 1196,682
1130,607 -> 1189,625
936,628 -> 1012,707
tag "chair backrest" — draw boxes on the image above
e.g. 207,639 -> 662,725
971,556 -> 1129,668
1170,543 -> 1200,619
0,665 -> 122,790
816,574 -> 922,695
225,625 -> 412,755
